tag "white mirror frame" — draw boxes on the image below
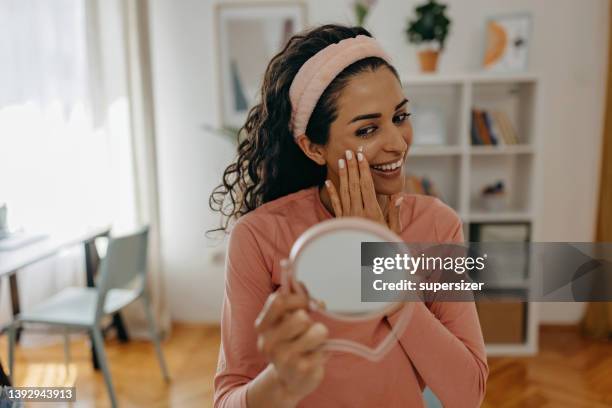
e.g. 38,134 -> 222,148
282,217 -> 416,362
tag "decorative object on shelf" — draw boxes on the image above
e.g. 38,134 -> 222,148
411,105 -> 447,145
482,13 -> 531,72
405,0 -> 451,73
481,180 -> 507,212
471,108 -> 519,145
216,2 -> 306,128
353,0 -> 377,27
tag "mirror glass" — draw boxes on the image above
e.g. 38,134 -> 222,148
290,220 -> 410,318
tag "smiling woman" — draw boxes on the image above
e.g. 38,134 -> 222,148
209,24 -> 488,408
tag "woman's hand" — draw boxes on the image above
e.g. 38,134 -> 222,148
325,149 -> 403,234
253,289 -> 329,406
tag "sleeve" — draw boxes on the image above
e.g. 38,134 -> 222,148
213,218 -> 276,408
389,199 -> 489,408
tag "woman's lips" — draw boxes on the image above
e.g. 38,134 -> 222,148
369,154 -> 405,179
370,164 -> 403,179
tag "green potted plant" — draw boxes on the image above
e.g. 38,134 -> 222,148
405,0 -> 451,72
353,0 -> 377,27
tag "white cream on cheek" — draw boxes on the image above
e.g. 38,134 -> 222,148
356,142 -> 377,163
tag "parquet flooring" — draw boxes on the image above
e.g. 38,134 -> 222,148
1,324 -> 610,407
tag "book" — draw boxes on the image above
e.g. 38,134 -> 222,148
475,109 -> 492,144
495,111 -> 519,144
491,111 -> 510,144
471,108 -> 520,146
471,110 -> 483,145
483,111 -> 499,145
489,112 -> 505,145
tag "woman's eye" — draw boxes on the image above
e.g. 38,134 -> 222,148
393,112 -> 411,124
356,126 -> 377,137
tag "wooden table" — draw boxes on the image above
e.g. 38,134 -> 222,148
0,226 -> 129,370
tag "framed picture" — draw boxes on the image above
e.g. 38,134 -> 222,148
482,13 -> 531,72
410,105 -> 447,145
215,2 -> 307,129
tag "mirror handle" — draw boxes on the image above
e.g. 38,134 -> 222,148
321,302 -> 415,362
280,258 -> 307,296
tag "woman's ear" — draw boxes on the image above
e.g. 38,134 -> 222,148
295,134 -> 327,166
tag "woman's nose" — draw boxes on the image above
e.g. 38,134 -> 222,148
382,125 -> 409,153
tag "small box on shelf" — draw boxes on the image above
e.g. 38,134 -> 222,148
476,299 -> 527,344
468,222 -> 531,290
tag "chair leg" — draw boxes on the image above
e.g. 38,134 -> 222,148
142,296 -> 170,382
91,327 -> 118,408
63,329 -> 71,377
7,323 -> 16,383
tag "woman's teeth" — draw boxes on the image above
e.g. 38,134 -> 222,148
371,158 -> 403,172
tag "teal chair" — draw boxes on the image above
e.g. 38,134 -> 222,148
7,226 -> 169,408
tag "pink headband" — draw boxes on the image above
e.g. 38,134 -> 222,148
288,34 -> 394,141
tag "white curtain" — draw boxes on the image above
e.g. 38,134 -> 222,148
0,0 -> 168,339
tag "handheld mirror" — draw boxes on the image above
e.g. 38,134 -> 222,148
281,217 -> 415,362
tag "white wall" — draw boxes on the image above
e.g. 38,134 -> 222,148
148,0 -> 610,323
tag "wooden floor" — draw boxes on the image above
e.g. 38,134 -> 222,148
1,324 -> 611,407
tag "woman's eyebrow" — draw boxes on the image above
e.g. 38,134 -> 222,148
395,98 -> 409,110
347,98 -> 409,124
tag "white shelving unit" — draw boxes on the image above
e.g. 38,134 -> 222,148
402,72 -> 543,356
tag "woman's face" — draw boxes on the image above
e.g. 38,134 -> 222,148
323,66 -> 412,195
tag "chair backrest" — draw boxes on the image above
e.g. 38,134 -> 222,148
95,226 -> 149,318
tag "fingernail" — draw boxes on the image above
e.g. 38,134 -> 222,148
345,150 -> 352,160
338,158 -> 345,169
314,322 -> 328,335
395,197 -> 403,207
325,180 -> 331,188
357,152 -> 364,161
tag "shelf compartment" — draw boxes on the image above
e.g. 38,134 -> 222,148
404,83 -> 463,146
469,155 -> 533,215
471,81 -> 537,146
405,155 -> 461,210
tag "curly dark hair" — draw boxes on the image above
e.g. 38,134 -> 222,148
208,24 -> 400,233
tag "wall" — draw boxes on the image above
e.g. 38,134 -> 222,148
148,0 -> 610,323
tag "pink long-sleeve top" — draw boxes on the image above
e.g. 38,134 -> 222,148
214,186 -> 488,408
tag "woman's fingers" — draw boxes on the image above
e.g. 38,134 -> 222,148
387,193 -> 403,234
356,151 -> 381,217
337,157 -> 350,213
255,292 -> 309,334
344,150 -> 363,215
261,309 -> 312,350
287,322 -> 328,355
325,180 -> 343,217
